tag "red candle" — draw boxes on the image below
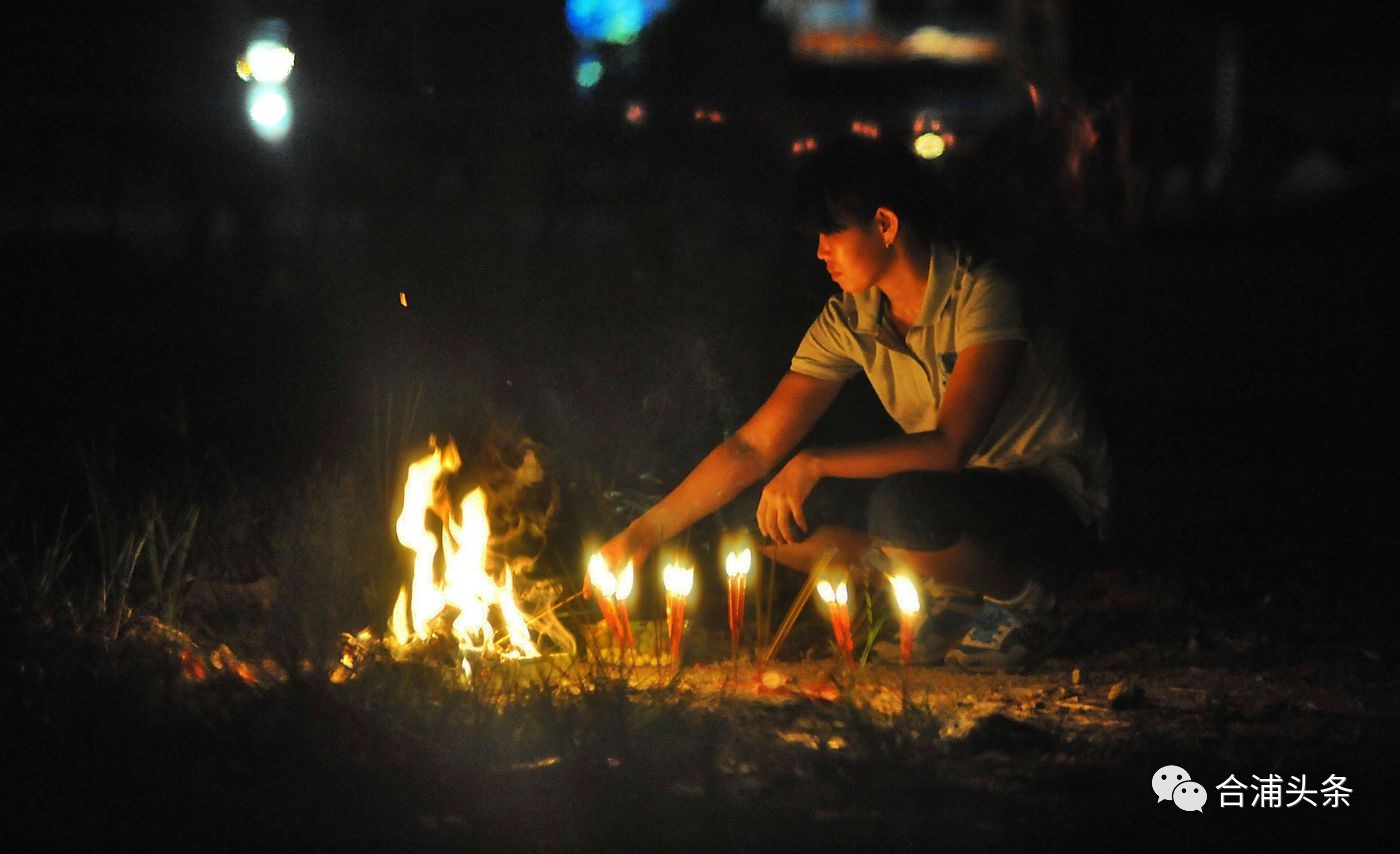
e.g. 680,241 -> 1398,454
663,562 -> 694,663
725,549 -> 751,654
588,553 -> 625,649
615,561 -> 635,651
816,580 -> 848,663
833,581 -> 854,665
888,575 -> 922,666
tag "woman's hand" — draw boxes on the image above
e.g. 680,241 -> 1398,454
757,451 -> 822,545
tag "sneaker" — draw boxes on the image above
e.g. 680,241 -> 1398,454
875,585 -> 983,665
945,588 -> 1063,673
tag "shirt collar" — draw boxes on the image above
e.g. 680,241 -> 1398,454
845,240 -> 962,335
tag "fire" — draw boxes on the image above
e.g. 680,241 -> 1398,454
390,437 -> 540,674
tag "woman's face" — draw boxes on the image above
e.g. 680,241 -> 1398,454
815,221 -> 889,295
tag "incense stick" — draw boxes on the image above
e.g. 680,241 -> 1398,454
760,546 -> 838,667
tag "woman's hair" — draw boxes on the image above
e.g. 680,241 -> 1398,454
790,134 -> 946,242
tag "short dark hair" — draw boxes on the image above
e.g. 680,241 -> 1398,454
790,134 -> 945,241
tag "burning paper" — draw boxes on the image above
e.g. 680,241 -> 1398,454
390,437 -> 540,676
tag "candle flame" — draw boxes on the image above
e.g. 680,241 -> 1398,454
889,576 -> 921,616
588,553 -> 617,598
835,581 -> 848,606
725,548 -> 752,578
663,562 -> 694,596
816,579 -> 835,603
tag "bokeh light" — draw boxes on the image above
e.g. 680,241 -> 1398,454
243,40 -> 295,84
575,56 -> 604,89
566,0 -> 670,46
247,84 -> 292,142
913,131 -> 946,159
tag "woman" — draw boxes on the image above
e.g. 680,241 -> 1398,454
599,135 -> 1112,671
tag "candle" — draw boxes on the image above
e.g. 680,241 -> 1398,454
888,575 -> 921,665
615,561 -> 635,651
834,580 -> 854,664
812,579 -> 851,666
587,553 -> 622,647
725,548 -> 751,656
662,562 -> 694,663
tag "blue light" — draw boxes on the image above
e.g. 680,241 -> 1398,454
566,0 -> 670,46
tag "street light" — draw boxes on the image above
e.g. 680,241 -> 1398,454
238,19 -> 295,143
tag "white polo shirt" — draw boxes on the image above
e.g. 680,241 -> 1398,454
790,240 -> 1113,532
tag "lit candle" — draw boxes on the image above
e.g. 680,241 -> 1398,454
834,580 -> 854,665
587,553 -> 623,648
662,562 -> 694,663
816,580 -> 845,663
615,561 -> 635,651
725,548 -> 751,657
888,575 -> 921,665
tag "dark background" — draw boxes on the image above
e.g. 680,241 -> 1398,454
2,0 -> 1395,612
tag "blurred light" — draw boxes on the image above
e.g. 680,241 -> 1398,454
913,131 -> 946,159
708,110 -> 724,124
247,84 -> 292,142
575,57 -> 604,89
902,25 -> 1001,63
790,136 -> 818,155
566,0 -> 670,46
912,116 -> 942,135
625,101 -> 646,124
243,39 -> 295,83
850,120 -> 879,139
399,291 -> 408,307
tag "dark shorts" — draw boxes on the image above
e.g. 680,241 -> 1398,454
720,468 -> 1100,586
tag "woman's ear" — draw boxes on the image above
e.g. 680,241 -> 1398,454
874,206 -> 900,248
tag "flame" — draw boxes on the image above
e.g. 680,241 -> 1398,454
587,554 -> 634,603
663,562 -> 694,597
889,575 -> 921,616
816,579 -> 835,603
390,437 -> 540,669
835,581 -> 848,606
588,553 -> 617,598
725,548 -> 752,578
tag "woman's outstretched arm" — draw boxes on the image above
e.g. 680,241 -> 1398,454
599,371 -> 844,570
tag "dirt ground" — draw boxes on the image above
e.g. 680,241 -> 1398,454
11,554 -> 1392,851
